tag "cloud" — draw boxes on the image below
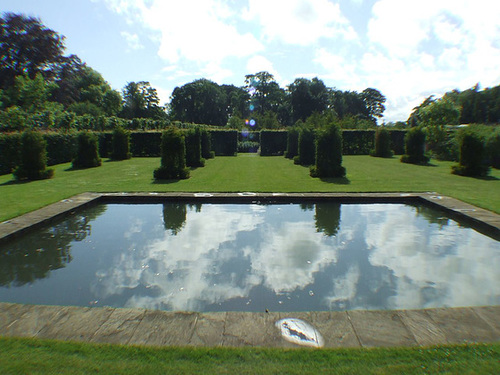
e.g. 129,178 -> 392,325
84,202 -> 499,312
100,0 -> 263,66
96,0 -> 500,122
120,31 -> 144,50
313,48 -> 359,89
246,55 -> 282,82
362,204 -> 500,309
244,0 -> 357,45
360,0 -> 500,121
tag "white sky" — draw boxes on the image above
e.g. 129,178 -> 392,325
2,0 -> 500,122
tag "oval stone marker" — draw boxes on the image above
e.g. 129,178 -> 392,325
275,318 -> 324,348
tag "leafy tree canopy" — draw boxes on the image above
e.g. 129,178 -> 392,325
121,81 -> 165,120
0,12 -> 66,89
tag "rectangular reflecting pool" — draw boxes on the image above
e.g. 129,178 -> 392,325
0,202 -> 498,312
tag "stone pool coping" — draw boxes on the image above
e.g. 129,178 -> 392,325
1,302 -> 499,348
0,192 -> 499,348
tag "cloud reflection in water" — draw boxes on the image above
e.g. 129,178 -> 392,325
89,203 -> 499,312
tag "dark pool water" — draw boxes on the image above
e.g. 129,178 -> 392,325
0,202 -> 498,312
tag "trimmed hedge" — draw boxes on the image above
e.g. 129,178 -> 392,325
311,123 -> 346,178
45,133 -> 78,166
111,127 -> 132,160
130,132 -> 162,157
370,127 -> 393,158
452,131 -> 489,176
0,128 -> 409,175
210,129 -> 238,156
401,127 -> 430,165
154,128 -> 189,180
13,131 -> 54,180
260,130 -> 287,156
486,131 -> 500,169
295,127 -> 316,166
285,127 -> 300,159
0,133 -> 21,175
342,130 -> 374,155
184,127 -> 205,168
72,131 -> 102,169
201,128 -> 215,159
389,130 -> 407,155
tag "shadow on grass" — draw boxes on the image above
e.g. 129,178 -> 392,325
0,179 -> 30,186
318,176 -> 351,185
151,178 -> 182,185
64,165 -> 102,172
467,175 -> 499,181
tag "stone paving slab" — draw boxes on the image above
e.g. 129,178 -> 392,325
90,308 -> 146,345
2,303 -> 498,348
472,306 -> 500,334
37,306 -> 115,342
127,310 -> 198,347
188,312 -> 226,347
425,307 -> 500,344
3,304 -> 66,338
347,310 -> 418,347
221,312 -> 283,347
398,309 -> 448,346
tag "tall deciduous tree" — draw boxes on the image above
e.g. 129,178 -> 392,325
0,13 -> 66,89
419,99 -> 460,126
288,77 -> 329,123
362,87 -> 386,122
328,89 -> 369,120
121,81 -> 165,119
244,71 -> 286,116
66,66 -> 122,116
169,79 -> 227,126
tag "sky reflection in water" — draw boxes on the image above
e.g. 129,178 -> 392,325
0,203 -> 498,312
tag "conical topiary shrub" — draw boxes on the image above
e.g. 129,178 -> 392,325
13,130 -> 54,180
111,126 -> 131,160
370,127 -> 393,158
72,131 -> 102,169
184,127 -> 205,168
154,127 -> 190,180
400,127 -> 429,165
451,131 -> 489,177
310,122 -> 346,178
294,126 -> 316,166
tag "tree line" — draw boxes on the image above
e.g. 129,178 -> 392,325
0,12 -> 386,131
1,12 -> 498,133
408,84 -> 500,127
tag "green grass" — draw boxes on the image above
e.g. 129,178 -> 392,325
0,337 -> 498,375
0,154 -> 499,221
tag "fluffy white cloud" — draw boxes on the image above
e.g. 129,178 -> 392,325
361,0 -> 500,121
244,0 -> 357,45
96,0 -> 500,122
362,204 -> 500,309
101,0 -> 263,65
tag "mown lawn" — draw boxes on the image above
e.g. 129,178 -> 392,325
0,337 -> 499,375
0,154 -> 499,221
